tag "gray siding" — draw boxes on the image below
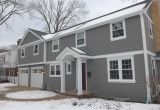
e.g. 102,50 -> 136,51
43,64 -> 61,91
46,15 -> 143,61
87,54 -> 147,102
143,10 -> 155,53
20,32 -> 40,46
18,43 -> 44,65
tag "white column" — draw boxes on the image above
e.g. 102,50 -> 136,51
77,58 -> 83,95
60,61 -> 65,93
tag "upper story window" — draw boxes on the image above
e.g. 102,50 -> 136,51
148,20 -> 153,39
107,56 -> 135,83
33,44 -> 39,55
76,32 -> 86,47
50,64 -> 61,77
110,20 -> 126,41
52,39 -> 59,52
21,48 -> 25,58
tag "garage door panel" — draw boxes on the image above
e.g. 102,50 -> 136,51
19,69 -> 29,87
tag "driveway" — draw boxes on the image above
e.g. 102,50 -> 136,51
0,83 -> 71,101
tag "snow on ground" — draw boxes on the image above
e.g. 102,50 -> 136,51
0,83 -> 17,92
5,90 -> 57,99
0,98 -> 160,110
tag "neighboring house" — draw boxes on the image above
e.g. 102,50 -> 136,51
17,1 -> 157,102
0,49 -> 18,83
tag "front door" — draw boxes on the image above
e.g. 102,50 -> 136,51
82,63 -> 86,90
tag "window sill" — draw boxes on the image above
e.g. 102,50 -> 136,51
108,79 -> 136,83
33,53 -> 39,56
49,75 -> 61,77
76,44 -> 86,48
21,56 -> 25,58
110,36 -> 126,41
52,50 -> 59,53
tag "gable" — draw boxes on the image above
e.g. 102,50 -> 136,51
20,32 -> 41,46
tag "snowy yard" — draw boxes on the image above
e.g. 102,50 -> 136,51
0,98 -> 160,110
0,83 -> 160,110
0,83 -> 17,92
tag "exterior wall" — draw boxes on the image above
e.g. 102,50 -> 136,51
20,32 -> 40,46
46,15 -> 143,61
87,54 -> 147,102
18,42 -> 44,65
144,9 -> 155,53
151,0 -> 160,52
43,64 -> 61,91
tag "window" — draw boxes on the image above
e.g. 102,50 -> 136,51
52,39 -> 59,52
76,32 -> 86,47
33,44 -> 39,55
148,20 -> 153,39
32,67 -> 44,74
151,57 -> 156,79
21,48 -> 25,58
66,61 -> 71,75
107,56 -> 135,83
20,68 -> 29,74
110,20 -> 126,41
50,64 -> 61,77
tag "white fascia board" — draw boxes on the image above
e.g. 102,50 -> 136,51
17,62 -> 45,67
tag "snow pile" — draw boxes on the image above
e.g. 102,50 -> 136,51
5,90 -> 57,99
0,98 -> 160,110
0,83 -> 17,92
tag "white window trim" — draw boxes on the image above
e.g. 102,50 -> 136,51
49,63 -> 61,77
148,20 -> 153,39
107,56 -> 136,83
110,20 -> 127,41
20,48 -> 25,58
151,57 -> 157,77
19,68 -> 29,74
66,61 -> 72,75
52,39 -> 59,52
76,31 -> 86,48
33,44 -> 39,55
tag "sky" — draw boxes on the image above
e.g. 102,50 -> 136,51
0,0 -> 145,47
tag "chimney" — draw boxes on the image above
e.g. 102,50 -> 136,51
151,0 -> 160,52
17,39 -> 21,46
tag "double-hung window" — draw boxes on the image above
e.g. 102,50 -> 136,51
33,44 -> 39,55
107,56 -> 135,83
110,20 -> 126,41
52,39 -> 59,52
148,20 -> 153,39
50,64 -> 61,77
76,32 -> 86,47
21,48 -> 25,58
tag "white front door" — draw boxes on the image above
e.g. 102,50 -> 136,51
19,68 -> 29,86
31,67 -> 43,88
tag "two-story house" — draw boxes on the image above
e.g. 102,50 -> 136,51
17,1 -> 157,103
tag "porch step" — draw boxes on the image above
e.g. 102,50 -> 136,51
60,91 -> 95,98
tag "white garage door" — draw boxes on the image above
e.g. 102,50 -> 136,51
19,68 -> 29,86
31,67 -> 43,88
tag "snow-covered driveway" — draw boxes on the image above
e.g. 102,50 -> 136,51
0,98 -> 160,110
0,83 -> 17,92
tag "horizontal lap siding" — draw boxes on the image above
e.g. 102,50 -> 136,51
43,64 -> 61,91
20,32 -> 40,46
87,54 -> 147,102
18,43 -> 44,65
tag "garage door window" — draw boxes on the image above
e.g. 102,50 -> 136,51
32,68 -> 44,74
20,69 -> 29,74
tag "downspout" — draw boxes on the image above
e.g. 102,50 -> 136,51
140,11 -> 152,103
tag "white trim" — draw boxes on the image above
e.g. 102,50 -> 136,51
66,61 -> 72,75
151,56 -> 157,78
110,20 -> 127,41
144,1 -> 153,23
49,63 -> 61,77
33,44 -> 39,56
52,39 -> 59,52
44,41 -> 46,62
75,31 -> 86,48
18,40 -> 43,49
18,62 -> 45,67
77,58 -> 83,95
18,29 -> 44,47
148,20 -> 153,39
20,48 -> 25,58
147,51 -> 156,56
31,66 -> 43,70
140,13 -> 151,103
107,55 -> 136,83
60,61 -> 65,93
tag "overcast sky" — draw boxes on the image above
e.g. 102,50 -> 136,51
0,0 -> 144,47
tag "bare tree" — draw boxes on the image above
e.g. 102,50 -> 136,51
0,0 -> 28,26
28,0 -> 88,33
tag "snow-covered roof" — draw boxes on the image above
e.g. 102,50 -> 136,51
70,47 -> 87,55
42,2 -> 147,41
